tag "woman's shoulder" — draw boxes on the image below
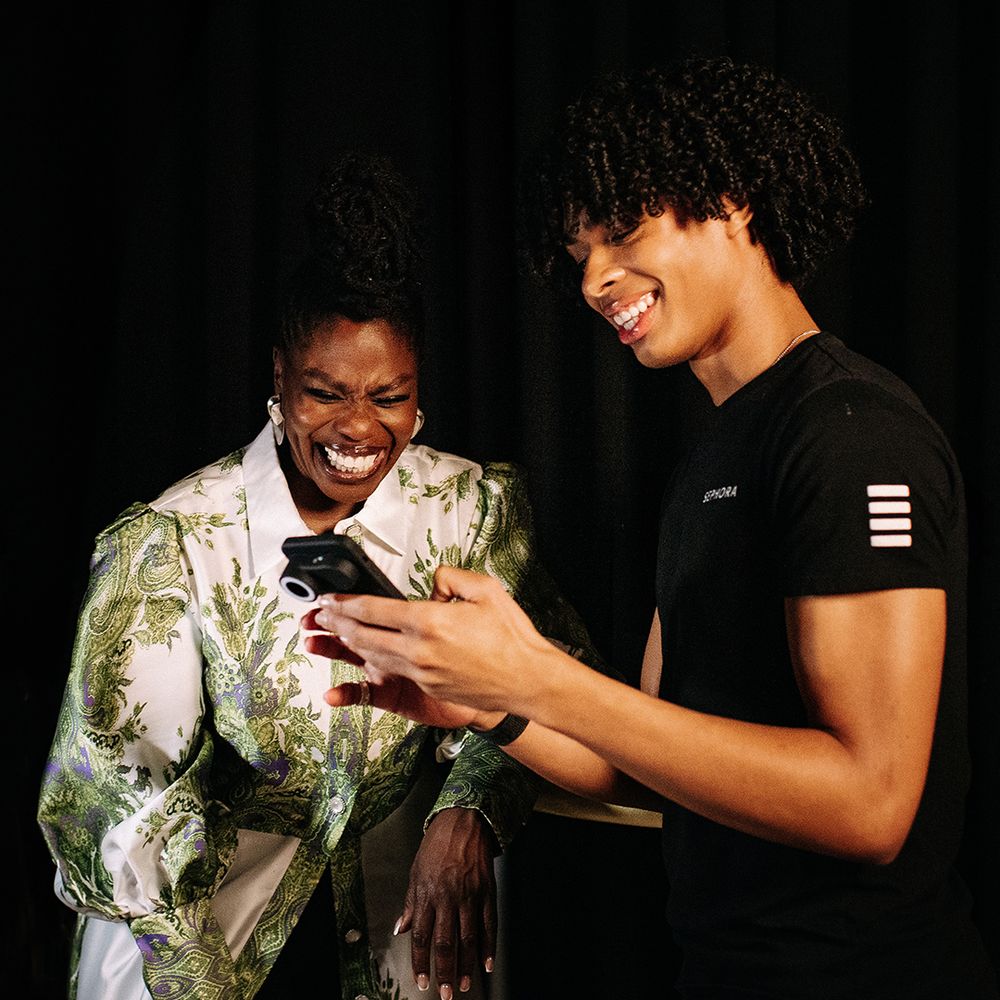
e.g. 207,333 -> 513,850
396,444 -> 529,503
96,446 -> 250,546
393,442 -> 480,495
397,443 -> 479,476
148,446 -> 249,512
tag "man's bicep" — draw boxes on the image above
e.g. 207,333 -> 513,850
785,588 -> 945,818
640,610 -> 663,697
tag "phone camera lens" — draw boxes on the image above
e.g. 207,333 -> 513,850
281,576 -> 314,601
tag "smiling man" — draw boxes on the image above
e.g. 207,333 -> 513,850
308,58 -> 998,999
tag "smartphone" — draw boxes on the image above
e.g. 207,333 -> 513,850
279,533 -> 405,602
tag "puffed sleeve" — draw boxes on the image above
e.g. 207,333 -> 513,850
37,505 -> 240,986
426,462 -> 613,848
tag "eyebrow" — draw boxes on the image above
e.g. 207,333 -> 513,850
302,370 -> 416,394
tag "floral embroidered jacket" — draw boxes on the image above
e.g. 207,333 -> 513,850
38,424 -> 604,1000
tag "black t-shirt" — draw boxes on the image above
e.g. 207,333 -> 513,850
656,333 -> 997,999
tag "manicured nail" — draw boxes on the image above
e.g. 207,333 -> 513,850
440,985 -> 453,1000
393,917 -> 402,936
417,974 -> 429,991
484,957 -> 494,973
460,976 -> 471,992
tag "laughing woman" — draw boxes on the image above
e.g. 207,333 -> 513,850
37,153 -> 603,1000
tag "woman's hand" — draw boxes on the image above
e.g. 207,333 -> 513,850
398,807 -> 499,998
308,566 -> 558,716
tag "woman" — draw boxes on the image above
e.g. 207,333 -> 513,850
309,60 -> 999,999
37,153 -> 603,1000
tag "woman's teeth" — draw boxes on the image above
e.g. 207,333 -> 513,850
612,291 -> 656,331
323,447 -> 382,475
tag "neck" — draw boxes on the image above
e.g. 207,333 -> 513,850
688,277 -> 819,406
296,500 -> 360,535
279,447 -> 359,533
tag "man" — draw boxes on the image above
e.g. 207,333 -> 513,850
306,57 -> 998,999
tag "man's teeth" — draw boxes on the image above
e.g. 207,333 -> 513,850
612,292 -> 656,331
323,448 -> 382,474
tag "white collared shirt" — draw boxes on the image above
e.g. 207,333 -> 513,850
42,423 -> 597,1000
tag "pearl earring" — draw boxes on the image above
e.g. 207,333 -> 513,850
412,408 -> 425,439
267,394 -> 285,445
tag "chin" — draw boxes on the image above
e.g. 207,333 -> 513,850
327,470 -> 388,505
631,339 -> 686,370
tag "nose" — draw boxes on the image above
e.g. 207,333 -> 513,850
580,246 -> 626,301
334,400 -> 378,441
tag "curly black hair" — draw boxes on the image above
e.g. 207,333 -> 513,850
519,56 -> 868,296
278,151 -> 426,357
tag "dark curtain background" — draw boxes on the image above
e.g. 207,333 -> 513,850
15,2 -> 998,997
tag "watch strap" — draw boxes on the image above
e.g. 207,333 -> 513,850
472,712 -> 529,746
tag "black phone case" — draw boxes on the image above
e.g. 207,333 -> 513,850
278,533 -> 404,602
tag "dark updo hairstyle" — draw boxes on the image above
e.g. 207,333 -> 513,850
519,56 -> 869,297
277,152 -> 426,359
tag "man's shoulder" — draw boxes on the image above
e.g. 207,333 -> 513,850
777,335 -> 948,447
795,336 -> 930,420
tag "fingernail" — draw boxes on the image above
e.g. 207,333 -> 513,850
460,976 -> 471,992
417,975 -> 429,992
484,957 -> 494,973
393,917 -> 402,936
440,986 -> 453,1000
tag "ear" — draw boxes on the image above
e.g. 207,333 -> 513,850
721,197 -> 753,238
272,347 -> 284,395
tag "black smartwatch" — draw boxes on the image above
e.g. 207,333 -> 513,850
472,712 -> 529,746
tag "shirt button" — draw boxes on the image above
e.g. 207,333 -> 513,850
346,523 -> 363,540
330,795 -> 345,815
344,928 -> 362,944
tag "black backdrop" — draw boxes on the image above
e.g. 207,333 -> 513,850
15,2 -> 999,997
